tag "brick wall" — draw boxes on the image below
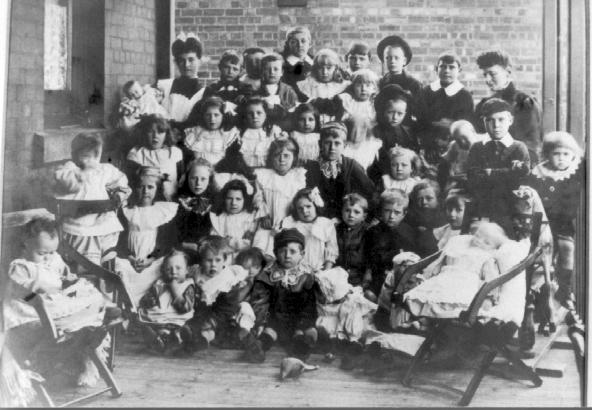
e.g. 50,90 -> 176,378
2,0 -> 45,212
174,0 -> 543,102
104,0 -> 158,126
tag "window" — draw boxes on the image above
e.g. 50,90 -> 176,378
44,0 -> 70,90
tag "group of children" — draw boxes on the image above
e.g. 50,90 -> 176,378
3,29 -> 585,378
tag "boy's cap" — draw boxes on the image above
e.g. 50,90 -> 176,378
376,35 -> 412,64
481,98 -> 513,117
274,228 -> 305,250
320,121 -> 348,139
347,42 -> 371,57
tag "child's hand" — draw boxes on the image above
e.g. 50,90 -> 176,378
259,216 -> 273,230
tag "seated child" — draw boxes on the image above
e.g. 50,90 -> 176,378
336,193 -> 370,287
54,133 -> 131,265
114,167 -> 179,306
363,189 -> 417,303
202,50 -> 248,109
379,147 -> 422,195
138,249 -> 195,353
249,229 -> 318,361
344,41 -> 371,79
280,188 -> 339,272
289,103 -> 321,163
126,114 -> 184,200
304,121 -> 375,219
280,26 -> 314,91
376,35 -> 422,99
432,191 -> 469,250
118,80 -> 169,130
239,47 -> 265,92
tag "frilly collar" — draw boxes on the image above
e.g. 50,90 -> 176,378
429,80 -> 464,96
532,157 -> 581,182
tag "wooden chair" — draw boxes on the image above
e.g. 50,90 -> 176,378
398,213 -> 544,406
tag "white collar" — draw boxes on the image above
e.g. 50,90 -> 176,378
429,80 -> 464,96
286,55 -> 313,66
485,133 -> 514,148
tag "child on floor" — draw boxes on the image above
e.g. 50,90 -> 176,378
114,167 -> 179,306
202,50 -> 246,108
250,228 -> 318,361
376,35 -> 422,99
54,133 -> 131,264
379,147 -> 422,195
281,188 -> 339,272
280,26 -> 314,91
251,137 -> 307,258
336,193 -> 370,287
210,179 -> 257,256
290,103 -> 321,163
240,47 -> 265,92
344,42 -> 371,78
138,249 -> 195,353
126,114 -> 184,201
183,96 -> 240,167
524,131 -> 585,309
118,80 -> 169,130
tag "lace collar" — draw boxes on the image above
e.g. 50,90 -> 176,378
532,157 -> 581,182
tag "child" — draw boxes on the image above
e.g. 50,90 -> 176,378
524,131 -> 585,308
118,80 -> 169,130
176,158 -> 216,258
363,189 -> 417,302
403,222 -> 507,319
202,50 -> 246,107
251,137 -> 306,257
138,249 -> 195,353
250,228 -> 318,360
240,47 -> 265,92
210,179 -> 257,256
380,147 -> 422,195
304,121 -> 375,219
466,98 -> 530,234
183,96 -> 240,167
281,188 -> 339,272
376,35 -> 422,98
335,193 -> 370,286
280,26 -> 314,91
437,120 -> 483,192
344,42 -> 371,78
126,114 -> 184,201
432,192 -> 469,250
54,133 -> 131,265
290,103 -> 321,163
254,53 -> 299,127
115,167 -> 179,306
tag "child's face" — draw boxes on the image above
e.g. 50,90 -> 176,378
163,254 -> 188,283
127,82 -> 144,100
261,60 -> 283,85
271,147 -> 295,176
390,156 -> 413,180
549,147 -> 574,171
188,165 -> 211,195
296,111 -> 317,133
320,135 -> 345,161
245,103 -> 266,128
225,189 -> 245,215
352,80 -> 374,101
380,202 -> 406,228
220,60 -> 241,83
245,52 -> 264,78
147,125 -> 166,150
342,203 -> 366,227
25,231 -> 59,264
446,203 -> 465,229
482,64 -> 511,92
453,127 -> 474,150
76,151 -> 100,170
204,106 -> 223,131
316,57 -> 336,83
348,54 -> 370,72
416,188 -> 438,209
484,111 -> 513,140
437,60 -> 460,86
276,242 -> 305,269
175,51 -> 200,78
295,197 -> 317,223
241,258 -> 263,278
383,99 -> 407,128
201,250 -> 227,278
384,46 -> 407,74
287,33 -> 311,58
137,176 -> 158,206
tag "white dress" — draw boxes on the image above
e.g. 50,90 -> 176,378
126,146 -> 183,200
209,211 -> 257,252
381,175 -> 420,195
280,216 -> 339,272
239,125 -> 284,168
290,131 -> 320,163
184,126 -> 240,166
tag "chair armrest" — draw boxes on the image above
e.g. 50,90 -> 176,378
461,246 -> 544,326
394,251 -> 442,295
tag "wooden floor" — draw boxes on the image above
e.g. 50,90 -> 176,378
47,330 -> 582,408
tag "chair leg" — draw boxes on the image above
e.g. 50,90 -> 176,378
89,346 -> 123,398
458,350 -> 497,406
502,345 -> 543,387
402,330 -> 437,387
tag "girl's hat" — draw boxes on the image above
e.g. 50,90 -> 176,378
320,121 -> 348,139
376,35 -> 412,64
274,228 -> 305,251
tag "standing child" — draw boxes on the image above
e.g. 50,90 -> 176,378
344,42 -> 372,79
138,249 -> 195,353
335,193 -> 370,287
281,188 -> 339,272
380,147 -> 422,195
290,103 -> 321,163
54,133 -> 131,264
183,96 -> 240,167
524,131 -> 584,309
126,114 -> 184,201
280,26 -> 314,91
376,35 -> 422,98
240,47 -> 265,92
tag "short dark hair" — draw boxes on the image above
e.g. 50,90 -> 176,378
476,50 -> 511,70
